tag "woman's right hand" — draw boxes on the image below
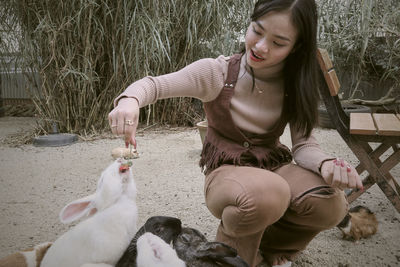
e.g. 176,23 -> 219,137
320,158 -> 363,190
108,97 -> 139,148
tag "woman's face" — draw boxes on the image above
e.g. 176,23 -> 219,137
245,10 -> 298,73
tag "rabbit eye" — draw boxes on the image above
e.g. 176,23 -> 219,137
154,224 -> 163,234
181,235 -> 190,243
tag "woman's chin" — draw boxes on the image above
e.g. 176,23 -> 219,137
246,58 -> 267,70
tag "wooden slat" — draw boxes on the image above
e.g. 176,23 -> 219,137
317,48 -> 340,96
372,113 -> 400,136
317,48 -> 333,72
380,149 -> 400,174
350,113 -> 376,135
325,69 -> 340,96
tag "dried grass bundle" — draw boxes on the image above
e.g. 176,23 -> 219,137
3,0 -> 252,134
2,0 -> 399,135
317,0 -> 400,101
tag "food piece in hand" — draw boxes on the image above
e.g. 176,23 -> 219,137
337,205 -> 378,241
112,147 -> 139,159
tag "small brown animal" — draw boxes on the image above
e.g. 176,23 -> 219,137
0,242 -> 52,267
337,205 -> 378,241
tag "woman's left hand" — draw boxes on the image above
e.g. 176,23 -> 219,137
320,158 -> 363,190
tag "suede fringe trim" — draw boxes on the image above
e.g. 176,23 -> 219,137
199,141 -> 292,174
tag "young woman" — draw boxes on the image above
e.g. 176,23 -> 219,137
108,0 -> 363,266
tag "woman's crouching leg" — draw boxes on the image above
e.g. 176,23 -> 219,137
260,164 -> 348,264
204,165 -> 291,267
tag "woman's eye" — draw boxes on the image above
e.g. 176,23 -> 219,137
252,27 -> 261,35
273,41 -> 284,47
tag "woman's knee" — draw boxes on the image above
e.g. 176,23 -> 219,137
292,187 -> 348,229
205,166 -> 291,235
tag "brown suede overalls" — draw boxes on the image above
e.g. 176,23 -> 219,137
200,54 -> 348,266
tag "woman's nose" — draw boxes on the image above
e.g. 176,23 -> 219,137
256,39 -> 269,53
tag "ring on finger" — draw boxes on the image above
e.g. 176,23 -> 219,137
125,120 -> 134,126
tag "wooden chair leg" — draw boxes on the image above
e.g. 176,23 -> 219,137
370,143 -> 391,160
379,149 -> 400,194
348,143 -> 400,203
375,170 -> 400,212
348,137 -> 400,212
348,144 -> 386,202
370,146 -> 400,194
346,175 -> 375,203
385,172 -> 400,196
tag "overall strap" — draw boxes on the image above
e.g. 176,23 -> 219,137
223,54 -> 242,89
203,53 -> 246,143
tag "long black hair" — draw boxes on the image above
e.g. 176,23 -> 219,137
250,0 -> 319,138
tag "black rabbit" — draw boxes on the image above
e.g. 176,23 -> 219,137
173,227 -> 249,267
116,216 -> 182,267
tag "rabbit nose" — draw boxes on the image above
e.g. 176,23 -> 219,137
119,165 -> 130,173
119,161 -> 133,173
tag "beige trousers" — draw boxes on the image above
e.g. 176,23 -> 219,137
204,163 -> 348,267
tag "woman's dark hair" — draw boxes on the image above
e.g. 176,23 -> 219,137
251,0 -> 319,137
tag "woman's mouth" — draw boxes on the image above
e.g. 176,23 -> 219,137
249,49 -> 264,62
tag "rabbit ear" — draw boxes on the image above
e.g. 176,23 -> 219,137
195,242 -> 237,260
59,194 -> 97,224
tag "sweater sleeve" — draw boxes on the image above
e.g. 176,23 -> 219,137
114,56 -> 228,108
290,124 -> 335,174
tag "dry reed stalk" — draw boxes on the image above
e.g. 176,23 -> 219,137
3,0 -> 252,134
317,0 -> 399,100
1,0 -> 399,136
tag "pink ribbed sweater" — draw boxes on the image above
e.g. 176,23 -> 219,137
115,55 -> 334,174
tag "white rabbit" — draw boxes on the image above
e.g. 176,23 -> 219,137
41,159 -> 138,267
116,216 -> 182,266
136,232 -> 186,267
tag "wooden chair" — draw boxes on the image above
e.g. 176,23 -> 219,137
317,48 -> 400,213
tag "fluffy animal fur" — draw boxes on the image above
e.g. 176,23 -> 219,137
80,264 -> 114,267
173,227 -> 249,267
41,159 -> 138,267
116,216 -> 182,267
0,242 -> 52,267
136,232 -> 186,267
337,205 -> 378,241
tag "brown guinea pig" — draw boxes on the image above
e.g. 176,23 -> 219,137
337,205 -> 378,241
0,242 -> 52,267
